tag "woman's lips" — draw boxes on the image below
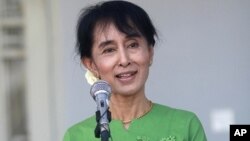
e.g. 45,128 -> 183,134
115,70 -> 138,82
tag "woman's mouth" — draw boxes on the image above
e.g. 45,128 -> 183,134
115,71 -> 138,82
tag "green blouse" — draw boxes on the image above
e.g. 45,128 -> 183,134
63,103 -> 207,141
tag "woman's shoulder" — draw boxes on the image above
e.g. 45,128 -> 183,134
66,115 -> 96,133
152,103 -> 199,121
63,115 -> 97,141
148,103 -> 207,140
151,103 -> 204,130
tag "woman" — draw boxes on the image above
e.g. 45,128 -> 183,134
64,1 -> 207,141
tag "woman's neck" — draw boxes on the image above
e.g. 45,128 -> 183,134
109,94 -> 152,129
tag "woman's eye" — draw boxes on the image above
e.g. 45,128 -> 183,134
103,48 -> 115,54
128,42 -> 139,48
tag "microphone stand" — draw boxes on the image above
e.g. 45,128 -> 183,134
95,109 -> 111,141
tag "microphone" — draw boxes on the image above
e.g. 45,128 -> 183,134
90,80 -> 111,141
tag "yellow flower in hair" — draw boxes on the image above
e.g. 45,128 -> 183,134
85,69 -> 99,85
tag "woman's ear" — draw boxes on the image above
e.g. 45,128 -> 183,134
81,58 -> 99,78
149,46 -> 154,66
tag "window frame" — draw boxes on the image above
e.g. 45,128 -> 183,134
0,0 -> 64,141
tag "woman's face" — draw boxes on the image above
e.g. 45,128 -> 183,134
84,24 -> 153,96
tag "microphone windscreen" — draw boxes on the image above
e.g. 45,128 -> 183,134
90,80 -> 111,99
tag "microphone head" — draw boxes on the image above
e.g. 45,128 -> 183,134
90,80 -> 111,100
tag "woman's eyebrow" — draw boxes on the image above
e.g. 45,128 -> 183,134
98,32 -> 141,48
98,40 -> 114,48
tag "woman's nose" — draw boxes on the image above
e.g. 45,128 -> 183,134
118,48 -> 131,67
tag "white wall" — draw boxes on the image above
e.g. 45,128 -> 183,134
60,1 -> 250,141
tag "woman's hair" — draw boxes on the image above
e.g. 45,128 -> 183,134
76,0 -> 157,59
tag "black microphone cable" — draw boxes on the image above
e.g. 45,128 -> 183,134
95,107 -> 113,141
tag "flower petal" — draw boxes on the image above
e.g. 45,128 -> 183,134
85,69 -> 99,85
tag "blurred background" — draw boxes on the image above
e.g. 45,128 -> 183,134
0,0 -> 249,141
